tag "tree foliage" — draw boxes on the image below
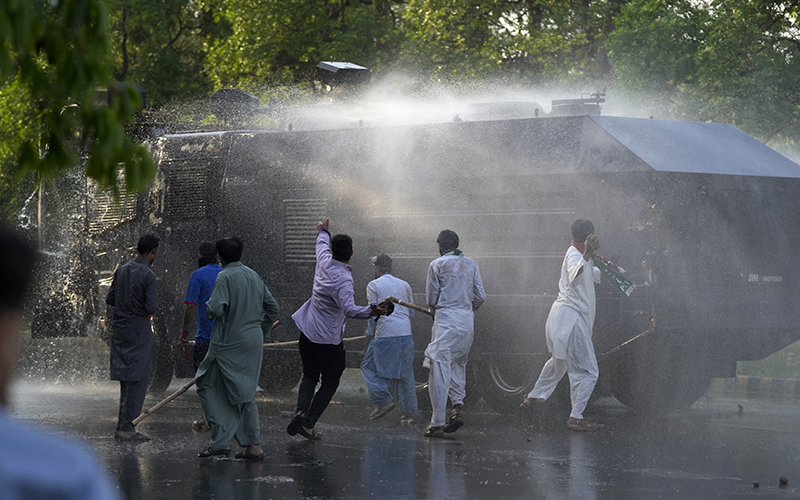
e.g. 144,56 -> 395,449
107,0 -> 230,104
205,0 -> 403,90
0,0 -> 155,192
607,0 -> 800,154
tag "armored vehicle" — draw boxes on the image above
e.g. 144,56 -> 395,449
86,112 -> 800,413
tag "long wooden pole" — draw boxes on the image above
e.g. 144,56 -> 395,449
133,328 -> 368,425
133,379 -> 195,426
388,296 -> 434,317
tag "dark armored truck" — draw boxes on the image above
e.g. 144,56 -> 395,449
87,113 -> 800,413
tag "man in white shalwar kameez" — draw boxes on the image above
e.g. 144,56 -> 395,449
521,219 -> 603,431
424,229 -> 485,438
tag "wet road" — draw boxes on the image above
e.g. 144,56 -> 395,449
8,372 -> 800,499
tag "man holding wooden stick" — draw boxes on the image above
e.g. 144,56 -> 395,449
288,219 -> 392,441
196,237 -> 279,459
423,229 -> 485,438
107,233 -> 159,442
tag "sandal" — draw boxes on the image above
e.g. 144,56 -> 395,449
424,426 -> 444,438
442,408 -> 463,434
520,397 -> 544,410
198,447 -> 230,458
567,418 -> 604,431
114,431 -> 151,442
235,448 -> 265,460
298,426 -> 321,441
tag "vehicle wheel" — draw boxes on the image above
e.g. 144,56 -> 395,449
259,351 -> 302,394
413,363 -> 432,411
148,317 -> 175,396
610,347 -> 713,412
412,361 -> 480,412
476,358 -> 541,414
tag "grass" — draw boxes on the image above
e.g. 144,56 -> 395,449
737,340 -> 800,379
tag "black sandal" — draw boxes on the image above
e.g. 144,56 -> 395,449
424,426 -> 444,438
443,409 -> 463,434
198,447 -> 229,458
235,448 -> 265,460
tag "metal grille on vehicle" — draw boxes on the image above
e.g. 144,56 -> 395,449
87,172 -> 137,234
165,161 -> 210,221
283,199 -> 327,263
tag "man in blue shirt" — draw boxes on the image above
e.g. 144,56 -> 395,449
179,242 -> 221,429
0,227 -> 122,499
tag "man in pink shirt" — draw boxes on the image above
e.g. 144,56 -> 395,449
288,218 -> 391,440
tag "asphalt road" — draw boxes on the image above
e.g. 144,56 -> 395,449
7,371 -> 800,500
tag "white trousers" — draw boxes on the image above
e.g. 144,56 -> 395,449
427,356 -> 469,427
425,310 -> 474,427
527,320 -> 598,420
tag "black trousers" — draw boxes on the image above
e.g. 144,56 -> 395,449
296,333 -> 346,428
117,379 -> 149,432
193,341 -> 209,371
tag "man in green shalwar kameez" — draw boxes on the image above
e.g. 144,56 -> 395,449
196,237 -> 279,459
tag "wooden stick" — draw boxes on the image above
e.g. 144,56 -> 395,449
187,334 -> 368,347
265,335 -> 368,347
136,320 -> 288,425
388,296 -> 434,317
133,379 -> 195,426
134,334 -> 368,425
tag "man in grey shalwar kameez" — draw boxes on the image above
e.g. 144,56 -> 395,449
196,237 -> 279,459
106,234 -> 159,441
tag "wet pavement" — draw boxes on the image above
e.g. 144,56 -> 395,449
8,371 -> 800,499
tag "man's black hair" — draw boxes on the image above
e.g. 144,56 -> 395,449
137,234 -> 160,255
436,229 -> 459,252
571,219 -> 595,243
198,242 -> 217,267
216,237 -> 243,263
331,234 -> 353,262
0,227 -> 36,311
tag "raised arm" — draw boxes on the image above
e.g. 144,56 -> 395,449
315,220 -> 332,265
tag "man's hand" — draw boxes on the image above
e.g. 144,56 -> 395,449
378,299 -> 394,316
369,299 -> 395,317
584,234 -> 600,256
317,218 -> 330,231
177,329 -> 190,359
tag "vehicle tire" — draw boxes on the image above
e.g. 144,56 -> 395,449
413,363 -> 432,411
610,345 -> 713,412
259,351 -> 302,394
148,316 -> 175,396
412,360 -> 480,412
475,358 -> 541,414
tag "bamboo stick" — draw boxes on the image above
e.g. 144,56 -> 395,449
388,296 -> 434,316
